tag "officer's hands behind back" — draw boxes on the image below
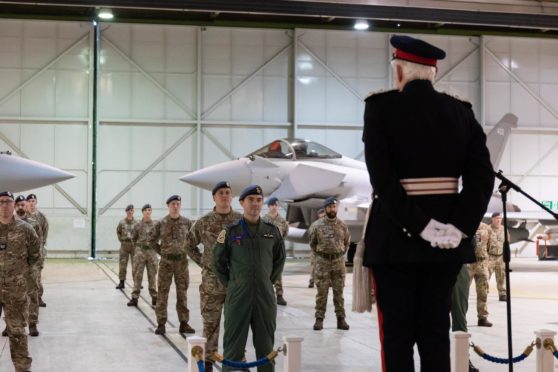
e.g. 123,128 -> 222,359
420,219 -> 464,249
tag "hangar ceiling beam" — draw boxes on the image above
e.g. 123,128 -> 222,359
98,127 -> 196,215
201,128 -> 236,161
434,40 -> 479,84
101,35 -> 197,119
201,40 -> 293,120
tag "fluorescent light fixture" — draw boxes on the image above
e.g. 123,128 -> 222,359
354,19 -> 369,31
98,8 -> 114,20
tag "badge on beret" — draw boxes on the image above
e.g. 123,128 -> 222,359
217,229 -> 226,244
256,186 -> 262,194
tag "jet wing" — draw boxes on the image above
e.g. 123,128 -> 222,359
271,164 -> 345,200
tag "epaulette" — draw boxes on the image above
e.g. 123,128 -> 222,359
442,92 -> 472,108
364,89 -> 398,102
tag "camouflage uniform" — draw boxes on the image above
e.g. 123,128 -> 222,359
131,219 -> 158,302
188,208 -> 241,363
0,217 -> 41,372
309,217 -> 350,319
116,217 -> 137,281
263,212 -> 289,297
468,223 -> 490,320
20,215 -> 43,327
28,210 -> 48,300
488,224 -> 506,297
307,219 -> 320,284
151,215 -> 192,325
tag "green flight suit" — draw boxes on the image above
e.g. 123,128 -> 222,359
213,218 -> 286,372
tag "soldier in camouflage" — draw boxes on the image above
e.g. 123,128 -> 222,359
0,191 -> 41,372
115,204 -> 137,289
152,195 -> 195,335
307,208 -> 325,288
488,212 -> 507,302
309,197 -> 350,331
188,181 -> 241,372
469,222 -> 493,327
127,204 -> 158,308
26,194 -> 48,307
263,197 -> 289,306
15,196 -> 44,337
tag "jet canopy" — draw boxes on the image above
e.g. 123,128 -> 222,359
247,138 -> 342,160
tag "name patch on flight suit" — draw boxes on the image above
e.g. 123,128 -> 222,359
216,230 -> 226,244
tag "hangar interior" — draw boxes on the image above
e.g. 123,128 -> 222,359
2,5 -> 558,256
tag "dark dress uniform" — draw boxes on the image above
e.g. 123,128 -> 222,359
213,216 -> 285,372
362,36 -> 494,372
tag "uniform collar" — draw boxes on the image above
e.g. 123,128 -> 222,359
402,79 -> 434,94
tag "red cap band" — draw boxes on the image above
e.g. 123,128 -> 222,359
395,49 -> 437,67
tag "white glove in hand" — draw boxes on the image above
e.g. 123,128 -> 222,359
420,219 -> 447,243
431,224 -> 464,249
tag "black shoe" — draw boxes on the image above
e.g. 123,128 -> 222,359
154,324 -> 166,335
478,318 -> 493,327
115,280 -> 125,289
39,298 -> 47,307
308,279 -> 314,288
276,295 -> 287,306
29,324 -> 39,337
179,321 -> 195,334
313,318 -> 323,331
469,359 -> 479,372
205,361 -> 214,372
127,298 -> 138,307
152,297 -> 157,306
499,294 -> 507,302
337,317 -> 350,330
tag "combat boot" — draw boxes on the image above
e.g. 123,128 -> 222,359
204,361 -> 214,372
152,297 -> 157,306
499,294 -> 507,302
313,318 -> 323,331
179,321 -> 195,334
127,298 -> 138,307
276,295 -> 287,306
115,280 -> 125,289
308,279 -> 314,288
469,359 -> 479,372
2,326 -> 7,336
29,324 -> 39,337
337,317 -> 350,330
39,298 -> 47,307
154,324 -> 166,335
478,318 -> 493,327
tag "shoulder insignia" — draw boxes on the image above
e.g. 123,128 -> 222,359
216,229 -> 226,244
442,91 -> 472,108
365,89 -> 398,102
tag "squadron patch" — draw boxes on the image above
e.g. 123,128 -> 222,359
216,229 -> 226,244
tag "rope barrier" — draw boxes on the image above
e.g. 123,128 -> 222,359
214,347 -> 284,369
470,342 -> 534,364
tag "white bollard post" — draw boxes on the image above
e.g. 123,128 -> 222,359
187,335 -> 207,372
283,335 -> 304,372
535,329 -> 557,372
451,331 -> 471,372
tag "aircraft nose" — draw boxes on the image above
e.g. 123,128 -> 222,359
180,159 -> 251,194
0,154 -> 74,192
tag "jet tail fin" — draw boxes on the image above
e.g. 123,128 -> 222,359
486,113 -> 517,170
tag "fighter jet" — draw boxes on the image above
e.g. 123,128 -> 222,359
181,114 -> 519,243
0,151 -> 74,192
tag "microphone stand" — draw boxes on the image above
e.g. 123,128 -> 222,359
494,170 -> 558,372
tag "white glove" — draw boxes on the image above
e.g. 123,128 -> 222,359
420,219 -> 448,243
431,224 -> 464,249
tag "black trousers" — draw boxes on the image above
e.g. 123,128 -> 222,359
372,262 -> 462,372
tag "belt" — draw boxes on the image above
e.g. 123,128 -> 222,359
489,254 -> 503,257
475,257 -> 487,261
400,177 -> 458,196
315,251 -> 345,260
161,253 -> 185,261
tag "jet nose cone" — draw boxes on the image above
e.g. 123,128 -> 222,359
180,159 -> 251,194
0,154 -> 75,192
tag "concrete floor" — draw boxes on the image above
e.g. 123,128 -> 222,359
1,257 -> 558,371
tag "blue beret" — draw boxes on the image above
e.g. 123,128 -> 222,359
390,35 -> 445,67
324,197 -> 337,208
125,204 -> 134,212
317,208 -> 325,214
26,194 -> 37,201
212,181 -> 231,195
0,191 -> 14,199
267,197 -> 279,206
239,185 -> 263,201
491,212 -> 501,218
142,204 -> 151,212
15,195 -> 26,203
166,195 -> 181,204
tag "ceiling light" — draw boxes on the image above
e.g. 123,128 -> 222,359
98,8 -> 114,20
354,19 -> 369,31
